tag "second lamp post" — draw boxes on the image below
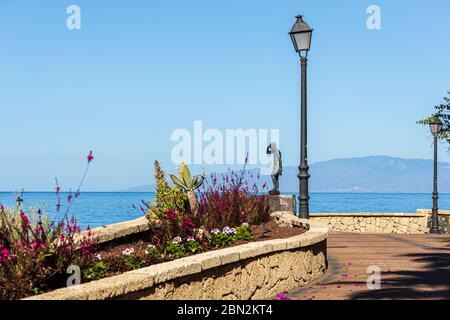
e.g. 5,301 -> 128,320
290,15 -> 313,219
429,119 -> 443,234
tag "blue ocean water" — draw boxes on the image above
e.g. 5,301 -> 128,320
0,192 -> 448,229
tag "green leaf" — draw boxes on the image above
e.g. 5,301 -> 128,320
169,173 -> 187,191
180,164 -> 192,187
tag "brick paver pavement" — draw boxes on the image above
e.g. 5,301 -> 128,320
288,232 -> 450,300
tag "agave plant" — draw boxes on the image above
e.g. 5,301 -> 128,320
169,163 -> 205,216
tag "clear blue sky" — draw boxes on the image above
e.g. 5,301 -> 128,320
0,0 -> 449,191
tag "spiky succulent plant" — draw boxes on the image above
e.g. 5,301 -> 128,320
169,163 -> 205,216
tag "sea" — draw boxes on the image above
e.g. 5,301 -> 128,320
0,192 -> 448,230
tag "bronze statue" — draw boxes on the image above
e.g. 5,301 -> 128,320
266,142 -> 282,195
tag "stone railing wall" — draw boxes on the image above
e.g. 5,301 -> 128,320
309,210 -> 450,234
417,209 -> 450,234
26,212 -> 328,300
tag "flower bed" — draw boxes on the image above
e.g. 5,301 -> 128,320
73,218 -> 306,284
0,159 -> 275,299
26,213 -> 327,300
2,158 -> 328,300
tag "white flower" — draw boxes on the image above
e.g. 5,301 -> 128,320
172,236 -> 182,244
242,222 -> 249,227
94,253 -> 102,261
187,237 -> 195,242
210,228 -> 221,235
122,248 -> 135,256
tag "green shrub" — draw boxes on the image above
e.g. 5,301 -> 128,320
185,238 -> 202,254
235,225 -> 253,241
208,228 -> 236,248
165,237 -> 186,258
144,244 -> 161,257
83,261 -> 109,280
121,248 -> 145,270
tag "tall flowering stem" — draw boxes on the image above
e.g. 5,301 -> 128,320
197,154 -> 270,230
58,151 -> 94,226
0,151 -> 97,300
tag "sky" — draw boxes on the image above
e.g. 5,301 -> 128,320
0,0 -> 449,191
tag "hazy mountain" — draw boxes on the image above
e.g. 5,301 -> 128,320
302,156 -> 450,193
118,156 -> 450,193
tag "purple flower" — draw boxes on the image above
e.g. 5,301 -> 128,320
222,226 -> 236,235
187,236 -> 195,242
241,222 -> 249,227
172,236 -> 182,244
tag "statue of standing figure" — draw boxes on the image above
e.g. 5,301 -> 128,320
266,142 -> 282,195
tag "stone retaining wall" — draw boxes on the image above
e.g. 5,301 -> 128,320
27,212 -> 328,300
310,210 -> 450,234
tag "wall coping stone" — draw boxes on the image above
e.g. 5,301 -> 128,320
88,217 -> 149,244
309,212 -> 427,218
416,209 -> 450,216
26,212 -> 328,300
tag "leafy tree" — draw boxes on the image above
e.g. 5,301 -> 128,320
417,92 -> 450,141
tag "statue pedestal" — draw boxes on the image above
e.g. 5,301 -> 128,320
268,195 -> 297,214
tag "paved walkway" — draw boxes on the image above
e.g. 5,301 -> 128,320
288,232 -> 450,300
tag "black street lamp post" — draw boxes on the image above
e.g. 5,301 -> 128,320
290,15 -> 313,219
429,119 -> 443,234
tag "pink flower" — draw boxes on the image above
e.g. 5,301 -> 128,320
166,208 -> 178,220
182,215 -> 195,232
273,292 -> 290,300
87,151 -> 94,163
20,211 -> 30,228
122,248 -> 135,256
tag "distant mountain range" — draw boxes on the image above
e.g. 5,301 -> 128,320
117,156 -> 450,193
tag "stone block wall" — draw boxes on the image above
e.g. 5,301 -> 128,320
417,209 -> 450,234
309,211 -> 450,234
310,213 -> 428,234
122,241 -> 326,300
